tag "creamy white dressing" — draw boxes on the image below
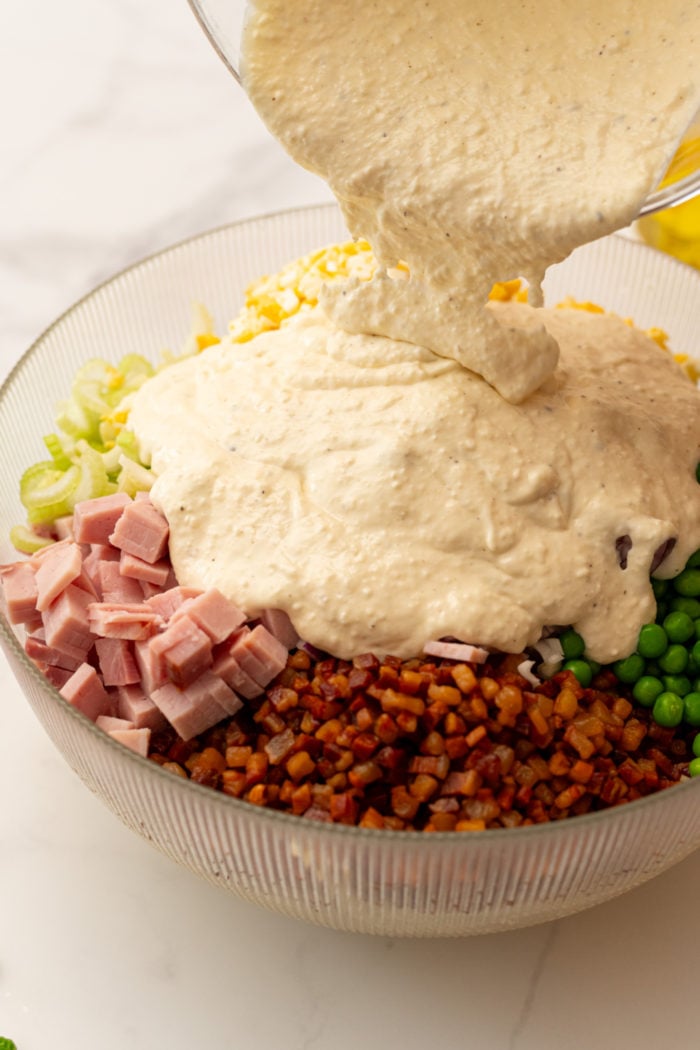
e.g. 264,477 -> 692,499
130,303 -> 700,662
242,0 -> 699,401
128,0 -> 700,662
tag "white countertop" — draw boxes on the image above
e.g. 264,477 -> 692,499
1,2 -> 699,1047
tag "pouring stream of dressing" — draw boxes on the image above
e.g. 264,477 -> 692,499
241,0 -> 699,401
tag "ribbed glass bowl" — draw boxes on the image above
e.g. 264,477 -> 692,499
2,204 -> 700,937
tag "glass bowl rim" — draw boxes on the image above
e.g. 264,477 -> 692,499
2,200 -> 700,846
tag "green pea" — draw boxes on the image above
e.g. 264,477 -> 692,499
686,549 -> 700,569
587,660 -> 602,677
683,692 -> 700,727
689,757 -> 700,777
651,578 -> 669,600
692,639 -> 700,665
633,675 -> 664,708
662,675 -> 691,697
637,623 -> 668,659
693,733 -> 700,759
652,691 -> 684,728
670,596 -> 700,617
673,568 -> 700,598
662,611 -> 695,645
558,628 -> 585,660
659,644 -> 689,675
613,653 -> 645,684
563,659 -> 592,688
687,653 -> 700,678
695,620 -> 700,642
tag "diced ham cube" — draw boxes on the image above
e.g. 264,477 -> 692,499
96,714 -> 135,732
119,550 -> 171,587
53,515 -> 75,540
260,608 -> 299,649
139,580 -> 161,600
60,663 -> 114,721
116,684 -> 167,730
145,586 -> 200,620
151,672 -> 242,741
87,602 -> 162,640
109,499 -> 169,564
174,588 -> 246,644
45,665 -> 75,689
212,646 -> 263,699
73,492 -> 131,544
98,560 -> 144,604
25,633 -> 84,671
108,727 -> 151,756
34,540 -> 83,612
42,584 -> 95,653
149,615 -> 213,688
91,543 -> 121,561
0,562 -> 38,625
133,638 -> 169,695
95,636 -> 140,687
229,624 -> 288,688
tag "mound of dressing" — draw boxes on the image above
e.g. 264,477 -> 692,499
130,0 -> 700,661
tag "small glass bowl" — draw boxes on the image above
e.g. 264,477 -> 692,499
2,203 -> 700,936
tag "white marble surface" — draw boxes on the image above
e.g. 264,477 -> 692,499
1,2 -> 699,1047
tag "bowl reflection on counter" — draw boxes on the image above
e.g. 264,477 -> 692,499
2,204 -> 700,936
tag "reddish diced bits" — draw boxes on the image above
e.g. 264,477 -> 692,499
109,498 -> 169,564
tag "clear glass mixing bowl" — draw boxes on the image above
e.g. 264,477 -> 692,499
187,0 -> 700,217
2,203 -> 700,936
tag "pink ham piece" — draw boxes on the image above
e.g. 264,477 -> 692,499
98,560 -> 144,604
151,672 -> 242,741
34,540 -> 83,612
95,636 -> 140,687
149,614 -> 213,688
53,515 -> 75,540
229,624 -> 289,688
116,684 -> 167,731
119,550 -> 171,587
42,584 -> 94,653
60,663 -> 114,721
260,608 -> 299,650
108,727 -> 151,757
109,498 -> 169,564
45,665 -> 74,689
423,640 -> 489,664
96,714 -> 135,732
73,492 -> 131,544
0,562 -> 38,625
145,586 -> 200,621
173,588 -> 246,645
87,602 -> 163,640
133,638 -> 168,695
212,645 -> 264,699
25,632 -> 84,671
